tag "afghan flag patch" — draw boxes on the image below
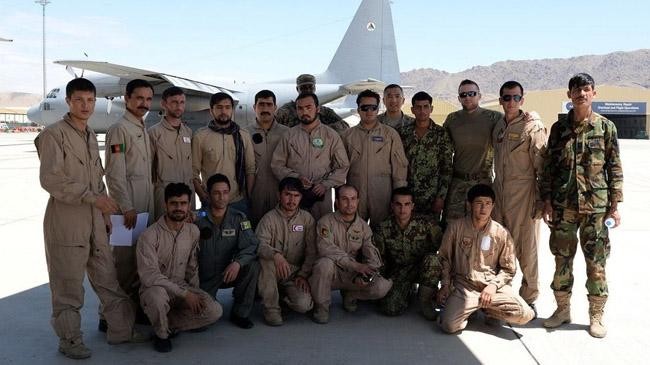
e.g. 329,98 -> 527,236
110,143 -> 126,153
240,220 -> 252,231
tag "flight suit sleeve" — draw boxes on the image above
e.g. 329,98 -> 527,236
255,215 -> 279,260
360,226 -> 383,270
529,121 -> 548,211
148,129 -> 159,185
241,131 -> 256,176
191,131 -> 204,183
36,129 -> 98,206
297,217 -> 317,278
389,129 -> 408,188
316,219 -> 357,271
185,226 -> 201,288
320,133 -> 350,188
438,223 -> 456,288
235,215 -> 259,266
270,134 -> 300,180
104,124 -> 133,212
604,121 -> 624,203
437,129 -> 454,200
137,229 -> 187,298
489,231 -> 516,290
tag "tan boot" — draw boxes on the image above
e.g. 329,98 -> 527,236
342,292 -> 358,313
58,338 -> 92,359
543,291 -> 572,328
263,310 -> 283,327
588,295 -> 607,338
418,286 -> 437,321
312,305 -> 329,324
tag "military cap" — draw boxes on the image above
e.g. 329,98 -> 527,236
296,74 -> 316,86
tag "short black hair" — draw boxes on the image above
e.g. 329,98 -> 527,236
255,89 -> 276,105
467,184 -> 495,203
458,79 -> 480,92
411,91 -> 432,105
125,79 -> 154,98
162,86 -> 184,100
335,184 -> 358,200
66,78 -> 96,98
383,84 -> 403,94
356,89 -> 380,106
499,81 -> 524,96
295,92 -> 319,107
206,173 -> 230,192
210,92 -> 235,108
391,186 -> 413,201
568,73 -> 595,91
164,182 -> 192,202
278,177 -> 303,194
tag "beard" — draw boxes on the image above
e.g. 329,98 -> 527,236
168,210 -> 187,222
299,113 -> 318,125
216,116 -> 232,125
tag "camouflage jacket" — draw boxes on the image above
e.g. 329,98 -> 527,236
275,101 -> 350,133
540,111 -> 623,213
398,120 -> 453,209
374,215 -> 442,276
378,111 -> 415,130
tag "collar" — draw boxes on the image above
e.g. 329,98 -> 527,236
124,109 -> 146,129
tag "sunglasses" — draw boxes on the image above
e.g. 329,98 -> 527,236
501,95 -> 522,102
459,91 -> 478,98
359,104 -> 379,112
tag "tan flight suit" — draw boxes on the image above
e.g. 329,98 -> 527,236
149,117 -> 194,220
492,111 -> 547,304
438,217 -> 534,333
245,120 -> 289,226
36,115 -> 135,346
256,207 -> 317,316
137,217 -> 222,339
270,122 -> 350,220
310,212 -> 392,312
105,110 -> 155,302
191,126 -> 256,204
341,122 -> 408,225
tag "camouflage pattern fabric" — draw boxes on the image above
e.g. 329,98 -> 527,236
443,177 -> 490,222
378,111 -> 415,130
275,101 -> 350,134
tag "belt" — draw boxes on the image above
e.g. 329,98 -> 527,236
452,171 -> 489,180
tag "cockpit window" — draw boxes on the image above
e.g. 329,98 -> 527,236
46,88 -> 60,98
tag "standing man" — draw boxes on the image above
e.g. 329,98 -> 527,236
149,86 -> 194,220
271,93 -> 350,220
310,185 -> 392,324
137,183 -> 222,352
245,90 -> 289,226
196,174 -> 260,329
275,73 -> 350,133
256,177 -> 317,326
36,78 -> 145,359
192,92 -> 256,214
443,80 -> 503,223
105,78 -> 156,305
541,73 -> 623,338
492,81 -> 547,316
378,84 -> 415,129
341,89 -> 408,226
399,91 -> 453,220
374,187 -> 442,320
437,184 -> 535,334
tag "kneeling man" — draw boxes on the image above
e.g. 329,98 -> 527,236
437,184 -> 534,333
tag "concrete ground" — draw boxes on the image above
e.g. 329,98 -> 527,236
0,132 -> 648,364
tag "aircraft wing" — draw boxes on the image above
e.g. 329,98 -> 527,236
54,60 -> 242,98
338,79 -> 386,94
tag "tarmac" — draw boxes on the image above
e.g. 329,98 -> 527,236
0,132 -> 648,364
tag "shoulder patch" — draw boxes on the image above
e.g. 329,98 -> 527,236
320,227 -> 330,238
240,220 -> 252,231
110,143 -> 125,153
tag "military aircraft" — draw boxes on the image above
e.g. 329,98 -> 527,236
27,0 -> 400,132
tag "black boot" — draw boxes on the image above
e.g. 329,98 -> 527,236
153,335 -> 172,353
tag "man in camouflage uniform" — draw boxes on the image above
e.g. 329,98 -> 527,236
378,84 -> 415,130
398,91 -> 453,221
374,187 -> 442,320
443,80 -> 502,224
541,73 -> 623,338
275,74 -> 350,134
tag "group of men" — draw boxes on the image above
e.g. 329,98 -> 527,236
36,71 -> 622,359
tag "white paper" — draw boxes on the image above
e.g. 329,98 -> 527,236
109,213 -> 149,246
480,235 -> 491,251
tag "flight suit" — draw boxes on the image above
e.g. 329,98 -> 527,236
310,212 -> 392,314
378,111 -> 415,130
276,101 -> 350,134
137,217 -> 222,339
105,110 -> 155,302
244,120 -> 289,226
256,207 -> 317,317
148,117 -> 194,220
341,123 -> 408,225
443,108 -> 503,222
492,111 -> 547,303
196,209 -> 260,318
36,114 -> 136,347
438,217 -> 534,333
271,123 -> 350,220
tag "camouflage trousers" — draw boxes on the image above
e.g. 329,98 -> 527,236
443,177 -> 491,223
549,208 -> 610,296
378,254 -> 441,316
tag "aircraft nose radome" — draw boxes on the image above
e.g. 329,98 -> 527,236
27,105 -> 41,123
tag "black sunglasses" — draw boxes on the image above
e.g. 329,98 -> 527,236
359,104 -> 378,112
501,95 -> 522,102
459,91 -> 478,98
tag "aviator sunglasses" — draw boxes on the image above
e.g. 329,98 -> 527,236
458,91 -> 478,98
501,94 -> 523,102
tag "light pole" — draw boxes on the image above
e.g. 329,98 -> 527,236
35,0 -> 51,98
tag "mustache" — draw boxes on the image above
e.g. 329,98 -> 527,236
261,112 -> 272,116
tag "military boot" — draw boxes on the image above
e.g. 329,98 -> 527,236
342,292 -> 358,313
588,295 -> 607,338
312,305 -> 329,324
263,310 -> 283,327
58,338 -> 92,359
418,286 -> 437,321
543,291 -> 572,328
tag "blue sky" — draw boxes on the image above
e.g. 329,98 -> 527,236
0,0 -> 648,93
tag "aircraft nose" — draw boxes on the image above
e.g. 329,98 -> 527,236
27,105 -> 41,124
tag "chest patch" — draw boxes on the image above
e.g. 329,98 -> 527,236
222,229 -> 236,237
291,224 -> 304,232
371,136 -> 384,142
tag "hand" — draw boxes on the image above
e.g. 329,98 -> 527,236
123,209 -> 137,230
273,253 -> 291,281
432,197 -> 444,215
299,176 -> 313,189
312,183 -> 327,197
294,276 -> 310,293
353,275 -> 369,288
606,208 -> 621,228
104,214 -> 113,235
353,262 -> 376,277
542,200 -> 553,226
223,261 -> 241,284
184,291 -> 204,314
533,200 -> 545,220
95,195 -> 119,215
479,283 -> 497,308
186,210 -> 197,223
436,285 -> 451,306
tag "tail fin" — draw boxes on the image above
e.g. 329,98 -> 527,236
319,0 -> 400,84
